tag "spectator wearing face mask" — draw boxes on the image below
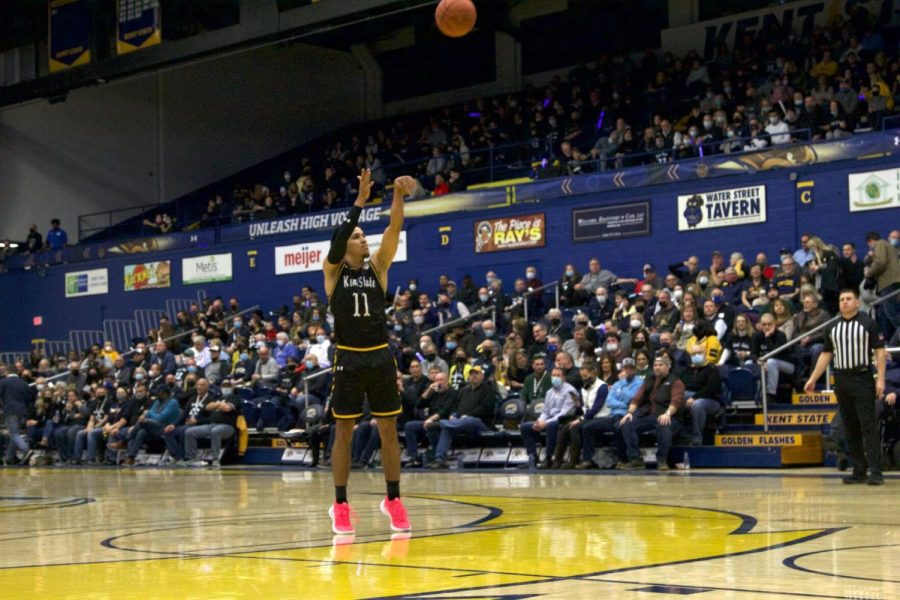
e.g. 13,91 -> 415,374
420,341 -> 448,377
546,309 -> 570,341
600,330 -> 627,365
576,357 -> 643,469
80,387 -> 133,465
681,348 -> 722,446
588,287 -> 613,325
558,264 -> 582,309
273,332 -> 301,369
520,366 -> 579,469
305,327 -> 333,369
765,110 -> 791,144
289,354 -> 328,415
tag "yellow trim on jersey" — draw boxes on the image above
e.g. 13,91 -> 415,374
371,408 -> 403,417
326,263 -> 345,300
335,343 -> 389,352
332,410 -> 364,420
369,262 -> 387,292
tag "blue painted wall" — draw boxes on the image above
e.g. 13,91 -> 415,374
2,154 -> 897,352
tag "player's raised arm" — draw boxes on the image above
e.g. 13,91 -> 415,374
325,169 -> 375,270
371,175 -> 413,280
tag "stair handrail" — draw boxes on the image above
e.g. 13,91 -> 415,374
757,287 -> 900,432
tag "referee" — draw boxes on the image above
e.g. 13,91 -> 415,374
805,288 -> 887,486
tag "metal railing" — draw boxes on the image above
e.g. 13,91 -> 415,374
71,126 -> 828,247
757,287 -> 900,432
421,306 -> 495,338
522,280 -> 560,323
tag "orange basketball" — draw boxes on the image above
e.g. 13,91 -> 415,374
435,0 -> 477,38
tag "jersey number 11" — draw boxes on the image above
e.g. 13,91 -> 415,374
352,292 -> 371,317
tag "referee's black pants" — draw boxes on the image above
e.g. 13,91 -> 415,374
834,371 -> 881,477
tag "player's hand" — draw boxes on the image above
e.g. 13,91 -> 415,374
803,379 -> 816,393
356,169 -> 374,204
393,176 -> 415,198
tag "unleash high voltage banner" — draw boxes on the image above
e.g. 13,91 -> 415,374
116,0 -> 161,55
49,0 -> 92,73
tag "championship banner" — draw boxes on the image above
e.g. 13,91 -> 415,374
117,0 -> 161,55
124,261 -> 171,291
677,185 -> 766,231
49,0 -> 92,73
474,213 -> 545,253
65,268 -> 108,298
182,253 -> 233,285
275,232 -> 407,276
847,167 -> 900,212
572,202 -> 650,242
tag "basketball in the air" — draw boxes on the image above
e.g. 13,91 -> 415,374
435,0 -> 477,38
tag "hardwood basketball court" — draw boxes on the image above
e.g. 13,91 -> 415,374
0,467 -> 896,599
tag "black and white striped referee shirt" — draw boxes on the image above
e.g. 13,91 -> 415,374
823,312 -> 885,371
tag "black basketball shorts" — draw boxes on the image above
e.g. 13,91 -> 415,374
331,345 -> 400,419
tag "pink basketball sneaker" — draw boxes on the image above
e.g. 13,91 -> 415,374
380,497 -> 411,532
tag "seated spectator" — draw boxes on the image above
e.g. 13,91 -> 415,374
289,354 -> 329,413
85,386 -> 133,465
184,380 -> 238,468
203,346 -> 230,386
792,292 -> 831,378
54,389 -> 96,465
520,366 -> 579,468
726,314 -> 755,368
772,298 -> 796,339
686,320 -> 724,368
124,388 -> 180,466
575,357 -> 642,469
142,213 -> 174,234
521,354 -> 551,407
404,368 -> 456,467
618,354 -> 685,470
111,356 -> 132,387
252,346 -> 281,391
681,347 -> 722,446
273,332 -> 301,369
752,313 -> 795,402
187,336 -> 210,369
546,363 -> 602,469
426,364 -> 495,468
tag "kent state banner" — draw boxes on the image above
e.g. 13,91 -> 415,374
117,0 -> 161,55
49,0 -> 92,73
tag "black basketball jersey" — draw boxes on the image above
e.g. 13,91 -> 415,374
328,263 -> 388,349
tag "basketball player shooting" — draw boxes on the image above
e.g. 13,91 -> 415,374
323,169 -> 415,535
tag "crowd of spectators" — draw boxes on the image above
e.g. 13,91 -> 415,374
188,8 -> 900,227
6,8 -> 900,249
2,228 -> 898,470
